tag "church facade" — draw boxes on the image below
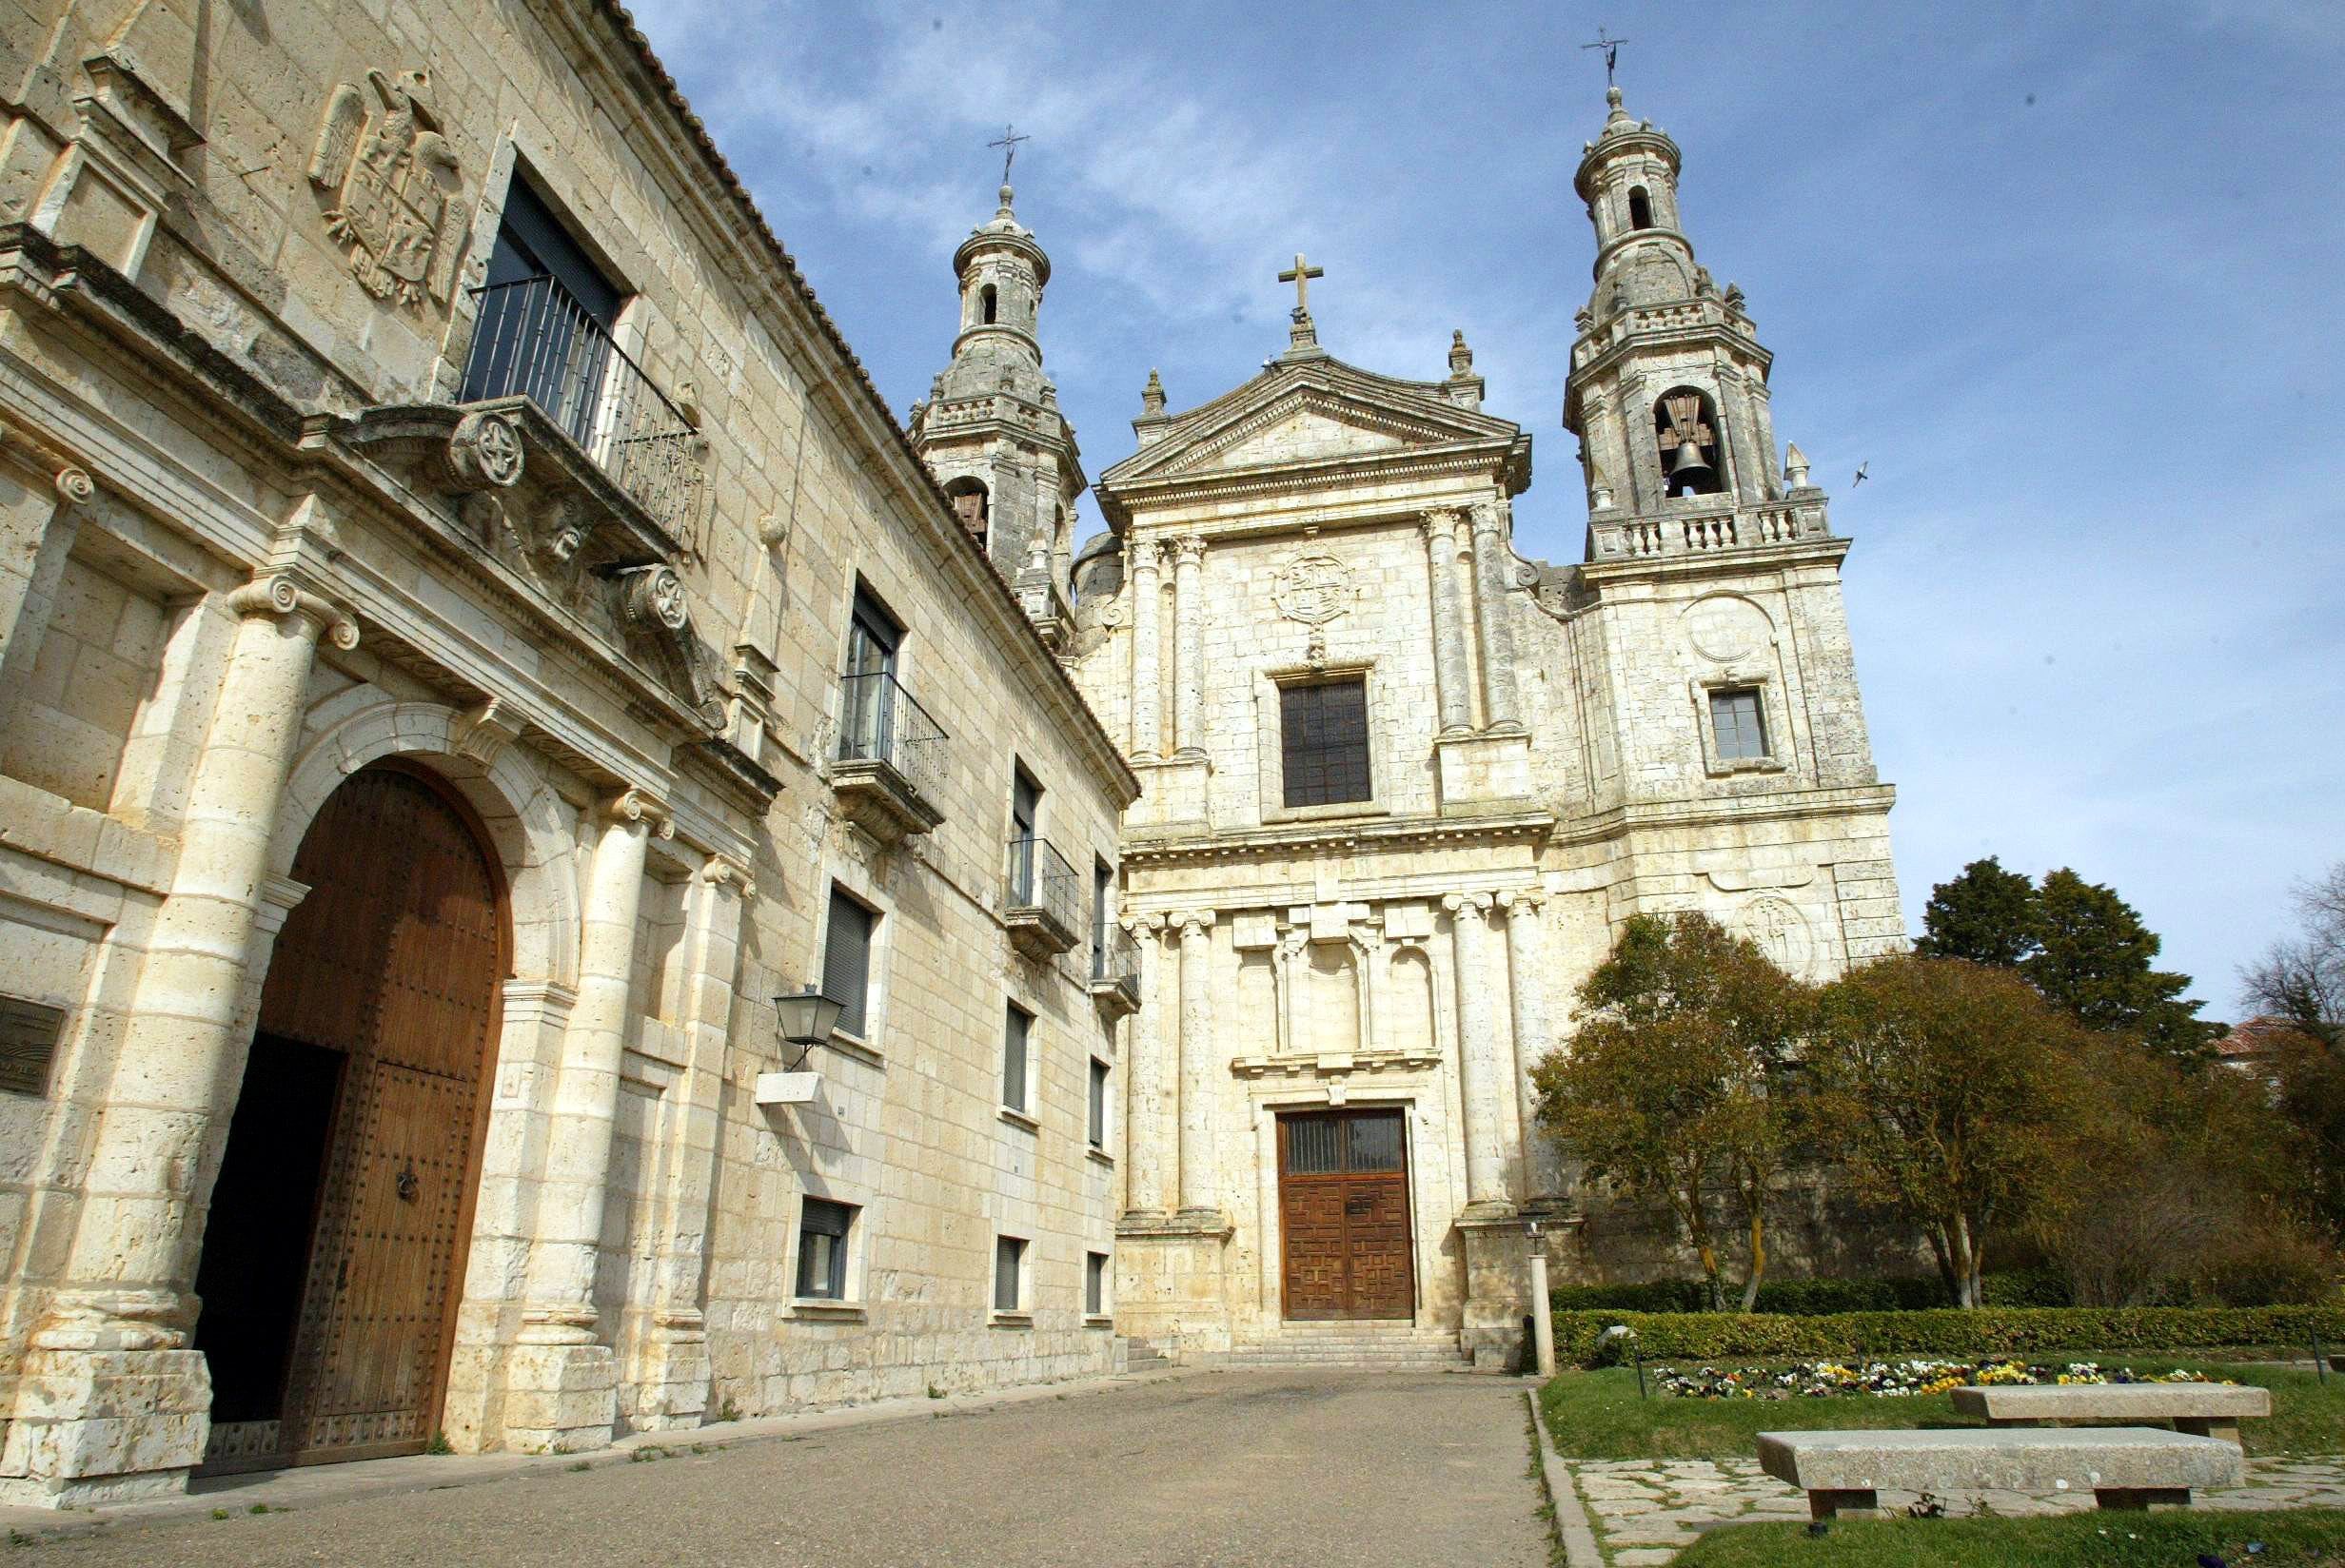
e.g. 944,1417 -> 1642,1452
1014,86 -> 1898,1365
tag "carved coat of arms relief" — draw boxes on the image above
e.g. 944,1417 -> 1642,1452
308,69 -> 466,309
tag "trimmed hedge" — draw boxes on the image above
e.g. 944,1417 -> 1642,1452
1553,1303 -> 2345,1368
1550,1269 -> 2072,1317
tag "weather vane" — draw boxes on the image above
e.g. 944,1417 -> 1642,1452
987,124 -> 1030,186
1581,27 -> 1629,88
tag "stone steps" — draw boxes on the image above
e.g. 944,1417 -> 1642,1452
1205,1323 -> 1470,1370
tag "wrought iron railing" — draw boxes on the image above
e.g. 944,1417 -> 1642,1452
1006,833 -> 1082,933
836,671 -> 949,806
1092,921 -> 1140,989
461,274 -> 704,546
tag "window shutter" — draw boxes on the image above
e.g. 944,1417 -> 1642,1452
823,892 -> 873,1037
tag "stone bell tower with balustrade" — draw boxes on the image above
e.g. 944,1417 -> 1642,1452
909,182 -> 1086,650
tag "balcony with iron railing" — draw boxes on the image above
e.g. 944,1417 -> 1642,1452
1005,834 -> 1083,961
830,672 -> 948,843
1089,921 -> 1141,1018
461,274 -> 706,549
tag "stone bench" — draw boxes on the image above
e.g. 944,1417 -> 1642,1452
1757,1428 -> 2245,1519
1950,1382 -> 2270,1444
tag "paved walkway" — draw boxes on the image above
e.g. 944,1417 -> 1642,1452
1561,1453 -> 2345,1564
21,1369 -> 1552,1568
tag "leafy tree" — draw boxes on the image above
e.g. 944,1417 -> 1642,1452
1533,913 -> 1809,1311
1808,956 -> 2078,1306
2024,869 -> 2219,1059
1915,856 -> 2041,968
2242,863 -> 2345,1235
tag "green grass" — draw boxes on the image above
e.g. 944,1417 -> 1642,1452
1669,1507 -> 2345,1567
1540,1362 -> 2345,1461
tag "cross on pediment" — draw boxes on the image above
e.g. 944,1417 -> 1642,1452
1278,253 -> 1325,314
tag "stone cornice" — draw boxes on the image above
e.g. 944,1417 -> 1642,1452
1576,533 -> 1850,587
1560,783 -> 1898,843
1122,808 -> 1558,866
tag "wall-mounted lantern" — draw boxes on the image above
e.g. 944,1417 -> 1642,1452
755,983 -> 845,1107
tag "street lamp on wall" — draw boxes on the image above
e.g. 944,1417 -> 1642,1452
757,983 -> 845,1107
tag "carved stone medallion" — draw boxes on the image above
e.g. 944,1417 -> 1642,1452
307,69 -> 465,309
1683,593 -> 1772,664
1272,554 -> 1352,626
1739,893 -> 1815,980
445,410 -> 524,491
620,564 -> 691,632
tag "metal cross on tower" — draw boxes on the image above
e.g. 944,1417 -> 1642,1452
1581,27 -> 1630,87
987,124 -> 1030,186
1278,252 -> 1325,315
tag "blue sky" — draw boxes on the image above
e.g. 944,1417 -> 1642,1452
625,0 -> 2343,1017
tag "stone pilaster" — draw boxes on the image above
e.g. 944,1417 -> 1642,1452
1468,501 -> 1523,730
1442,892 -> 1512,1216
1498,888 -> 1560,1205
1172,533 -> 1207,757
1120,914 -> 1171,1220
1422,510 -> 1473,734
0,573 -> 357,1508
1128,540 -> 1163,759
1172,910 -> 1220,1218
0,461 -> 92,739
628,853 -> 747,1432
505,787 -> 664,1453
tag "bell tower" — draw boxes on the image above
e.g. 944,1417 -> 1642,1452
1565,85 -> 1819,545
910,182 -> 1086,649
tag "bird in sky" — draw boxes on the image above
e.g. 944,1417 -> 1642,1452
1852,461 -> 1869,487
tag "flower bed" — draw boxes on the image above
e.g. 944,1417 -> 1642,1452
1553,1303 -> 2345,1367
1654,1359 -> 2223,1400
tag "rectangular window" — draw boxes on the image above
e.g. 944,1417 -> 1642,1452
796,1197 -> 854,1300
822,889 -> 875,1038
994,1235 -> 1026,1313
461,174 -> 624,444
1008,766 -> 1040,903
839,588 -> 902,762
1092,857 -> 1113,975
1003,1004 -> 1031,1112
1088,1058 -> 1110,1149
1708,688 -> 1769,761
1280,678 -> 1371,808
1086,1251 -> 1109,1317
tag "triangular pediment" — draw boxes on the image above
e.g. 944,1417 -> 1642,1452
1101,357 -> 1525,491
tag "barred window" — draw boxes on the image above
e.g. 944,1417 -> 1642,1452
1280,678 -> 1370,808
1708,688 -> 1769,761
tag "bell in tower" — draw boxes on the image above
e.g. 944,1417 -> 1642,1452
1656,389 -> 1721,497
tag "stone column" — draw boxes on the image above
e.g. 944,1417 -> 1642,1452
4,574 -> 356,1507
1121,915 -> 1170,1220
1171,534 -> 1207,757
1498,888 -> 1559,1205
1468,501 -> 1523,729
1442,892 -> 1512,1215
1128,540 -> 1163,759
0,462 -> 91,738
631,853 -> 748,1431
1423,511 -> 1473,734
1173,911 -> 1219,1217
506,788 -> 664,1452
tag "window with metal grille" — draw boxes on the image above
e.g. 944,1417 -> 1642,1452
796,1198 -> 854,1300
1279,678 -> 1371,808
1086,1251 -> 1109,1317
1708,688 -> 1769,761
822,890 -> 874,1038
994,1235 -> 1026,1312
1003,1004 -> 1031,1112
1088,1058 -> 1109,1148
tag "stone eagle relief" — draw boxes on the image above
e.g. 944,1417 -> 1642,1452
308,69 -> 466,309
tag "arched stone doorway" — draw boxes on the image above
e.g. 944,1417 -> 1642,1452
192,760 -> 508,1471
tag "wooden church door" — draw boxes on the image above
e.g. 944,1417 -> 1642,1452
195,763 -> 505,1470
1277,1109 -> 1415,1321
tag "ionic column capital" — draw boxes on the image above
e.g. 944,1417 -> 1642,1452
1497,887 -> 1547,921
1171,909 -> 1215,939
1121,911 -> 1169,935
226,573 -> 360,650
601,786 -> 675,837
701,852 -> 754,900
1442,892 -> 1495,917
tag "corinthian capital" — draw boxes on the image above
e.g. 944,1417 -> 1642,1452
1421,507 -> 1464,543
1468,499 -> 1508,537
1172,533 -> 1208,566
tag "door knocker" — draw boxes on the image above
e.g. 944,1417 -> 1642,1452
396,1162 -> 420,1203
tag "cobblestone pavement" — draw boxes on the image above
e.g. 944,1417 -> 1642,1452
1564,1454 -> 2345,1564
24,1369 -> 1550,1568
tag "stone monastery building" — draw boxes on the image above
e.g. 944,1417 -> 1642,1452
0,0 -> 1898,1506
